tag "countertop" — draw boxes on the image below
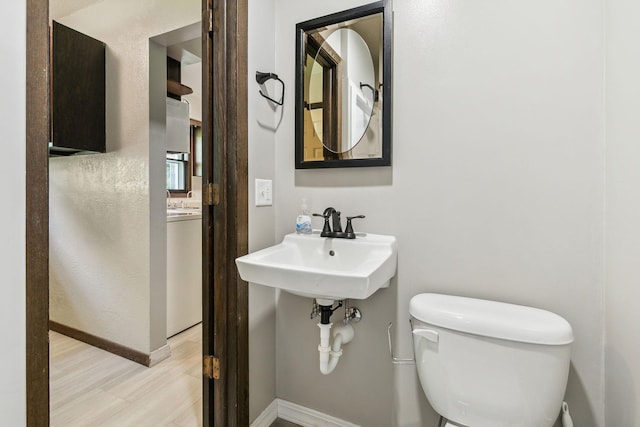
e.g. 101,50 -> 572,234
167,208 -> 202,222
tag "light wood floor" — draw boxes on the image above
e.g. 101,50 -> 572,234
50,324 -> 301,427
50,324 -> 203,427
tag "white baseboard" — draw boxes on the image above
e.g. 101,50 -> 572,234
250,399 -> 279,427
148,344 -> 171,367
251,399 -> 360,427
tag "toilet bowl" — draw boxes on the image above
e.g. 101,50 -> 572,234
409,293 -> 573,427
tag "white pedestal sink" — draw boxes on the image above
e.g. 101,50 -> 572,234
235,231 -> 397,302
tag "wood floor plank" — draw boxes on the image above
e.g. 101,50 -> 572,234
172,397 -> 203,427
50,324 -> 203,426
99,375 -> 200,427
51,387 -> 130,427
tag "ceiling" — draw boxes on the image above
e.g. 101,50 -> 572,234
167,37 -> 202,66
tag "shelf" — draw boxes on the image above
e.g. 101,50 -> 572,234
167,79 -> 193,97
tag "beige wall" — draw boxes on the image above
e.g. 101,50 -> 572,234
271,0 -> 605,425
248,0 -> 278,421
0,1 -> 26,424
605,0 -> 640,424
49,0 -> 200,354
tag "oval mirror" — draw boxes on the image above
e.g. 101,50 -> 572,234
295,1 -> 392,169
309,28 -> 376,153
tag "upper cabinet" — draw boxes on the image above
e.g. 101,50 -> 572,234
50,21 -> 106,156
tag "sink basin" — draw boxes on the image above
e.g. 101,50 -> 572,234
235,231 -> 397,301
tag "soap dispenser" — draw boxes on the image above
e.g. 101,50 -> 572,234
296,198 -> 312,234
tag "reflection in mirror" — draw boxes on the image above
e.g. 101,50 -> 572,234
296,1 -> 391,168
309,28 -> 375,153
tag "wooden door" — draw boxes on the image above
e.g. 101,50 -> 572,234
202,0 -> 249,425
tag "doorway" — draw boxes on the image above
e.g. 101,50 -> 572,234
25,0 -> 249,425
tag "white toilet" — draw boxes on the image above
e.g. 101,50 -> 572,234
409,293 -> 573,427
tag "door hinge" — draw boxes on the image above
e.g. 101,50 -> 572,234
206,7 -> 218,35
204,182 -> 219,206
203,355 -> 220,380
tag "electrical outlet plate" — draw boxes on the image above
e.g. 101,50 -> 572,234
255,179 -> 273,206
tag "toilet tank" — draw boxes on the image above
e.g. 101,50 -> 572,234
409,293 -> 573,427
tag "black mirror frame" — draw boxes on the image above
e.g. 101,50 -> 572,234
295,0 -> 392,169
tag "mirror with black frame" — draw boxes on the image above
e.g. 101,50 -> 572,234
295,1 -> 392,169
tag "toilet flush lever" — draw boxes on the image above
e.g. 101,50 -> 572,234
412,328 -> 439,343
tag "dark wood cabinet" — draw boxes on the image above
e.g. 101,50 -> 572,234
50,21 -> 106,156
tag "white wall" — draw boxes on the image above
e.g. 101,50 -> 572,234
149,39 -> 169,352
182,60 -> 203,201
0,1 -> 26,424
248,0 -> 278,421
605,0 -> 640,424
182,62 -> 202,122
273,2 -> 397,426
49,0 -> 200,354
272,0 -> 605,426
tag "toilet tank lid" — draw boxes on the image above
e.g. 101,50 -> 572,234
409,293 -> 574,345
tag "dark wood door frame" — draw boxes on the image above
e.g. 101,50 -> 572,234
25,0 -> 249,425
26,0 -> 50,424
202,0 -> 249,425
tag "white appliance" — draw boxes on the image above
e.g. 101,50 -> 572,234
409,293 -> 573,427
167,214 -> 202,337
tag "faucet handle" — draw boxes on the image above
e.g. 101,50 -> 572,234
313,212 -> 332,236
345,215 -> 366,238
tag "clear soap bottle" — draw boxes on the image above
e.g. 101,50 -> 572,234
295,198 -> 312,234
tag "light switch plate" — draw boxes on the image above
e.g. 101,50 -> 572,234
255,179 -> 273,206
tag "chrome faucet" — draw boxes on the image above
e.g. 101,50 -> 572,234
166,190 -> 171,208
313,207 -> 365,239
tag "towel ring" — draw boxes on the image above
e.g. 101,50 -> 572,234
256,71 -> 284,106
